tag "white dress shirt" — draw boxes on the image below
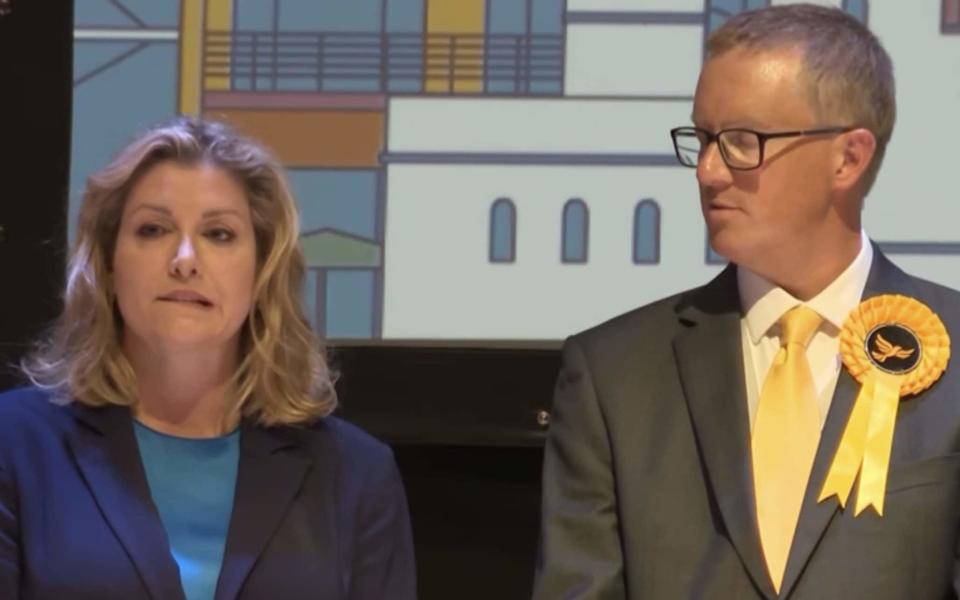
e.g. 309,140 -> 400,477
738,230 -> 873,431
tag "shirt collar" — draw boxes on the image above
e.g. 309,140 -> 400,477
738,230 -> 874,344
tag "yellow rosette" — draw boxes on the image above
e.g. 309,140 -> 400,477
818,294 -> 950,516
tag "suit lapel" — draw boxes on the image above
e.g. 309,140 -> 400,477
779,247 -> 918,598
672,266 -> 778,600
66,404 -> 186,600
214,423 -> 313,600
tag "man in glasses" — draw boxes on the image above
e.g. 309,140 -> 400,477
535,4 -> 960,599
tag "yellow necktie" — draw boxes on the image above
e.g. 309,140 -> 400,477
752,305 -> 823,593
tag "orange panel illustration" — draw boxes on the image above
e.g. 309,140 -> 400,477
208,109 -> 385,168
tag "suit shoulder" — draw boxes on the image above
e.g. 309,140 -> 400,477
910,275 -> 960,314
302,415 -> 394,465
571,285 -> 701,350
296,416 -> 401,501
903,277 -> 960,350
0,385 -> 60,426
0,384 -> 52,404
0,386 -> 69,464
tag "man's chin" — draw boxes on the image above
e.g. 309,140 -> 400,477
706,232 -> 733,260
707,234 -> 755,267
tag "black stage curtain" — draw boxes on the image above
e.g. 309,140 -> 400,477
335,345 -> 559,598
0,0 -> 72,390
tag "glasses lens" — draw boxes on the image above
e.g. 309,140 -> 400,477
673,129 -> 701,167
717,129 -> 761,169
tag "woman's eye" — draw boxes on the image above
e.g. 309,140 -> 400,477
135,223 -> 166,238
206,228 -> 235,243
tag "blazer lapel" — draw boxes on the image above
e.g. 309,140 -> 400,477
215,423 -> 313,600
66,404 -> 186,600
779,246 -> 918,598
672,266 -> 777,600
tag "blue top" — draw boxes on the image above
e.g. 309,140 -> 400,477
133,420 -> 241,600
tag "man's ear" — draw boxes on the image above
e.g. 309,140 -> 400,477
833,128 -> 877,192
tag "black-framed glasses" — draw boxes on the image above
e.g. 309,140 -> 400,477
670,125 -> 856,170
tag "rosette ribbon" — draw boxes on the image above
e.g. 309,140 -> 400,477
818,295 -> 950,516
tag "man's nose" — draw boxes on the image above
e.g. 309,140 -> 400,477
696,141 -> 734,190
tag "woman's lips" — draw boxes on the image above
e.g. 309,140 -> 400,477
157,290 -> 213,307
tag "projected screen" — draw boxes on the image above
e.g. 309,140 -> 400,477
71,0 -> 960,343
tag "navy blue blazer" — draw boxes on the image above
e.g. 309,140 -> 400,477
0,386 -> 417,600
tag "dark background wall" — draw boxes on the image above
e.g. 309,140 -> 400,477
0,0 -> 72,391
334,345 -> 558,598
0,0 -> 73,388
0,3 -> 556,598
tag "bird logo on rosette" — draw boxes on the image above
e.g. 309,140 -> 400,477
867,325 -> 921,373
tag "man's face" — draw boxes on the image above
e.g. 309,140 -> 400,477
692,47 -> 841,271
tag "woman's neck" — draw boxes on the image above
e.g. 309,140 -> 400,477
124,337 -> 241,438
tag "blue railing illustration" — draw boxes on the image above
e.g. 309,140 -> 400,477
204,30 -> 564,95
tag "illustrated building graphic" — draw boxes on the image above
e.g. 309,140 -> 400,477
72,0 -> 960,340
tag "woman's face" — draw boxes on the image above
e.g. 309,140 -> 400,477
112,161 -> 257,355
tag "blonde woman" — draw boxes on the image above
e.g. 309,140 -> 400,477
0,117 -> 415,600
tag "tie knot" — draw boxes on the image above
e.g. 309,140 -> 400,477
779,305 -> 822,349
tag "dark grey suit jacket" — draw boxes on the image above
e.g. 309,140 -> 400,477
534,248 -> 960,599
0,386 -> 416,600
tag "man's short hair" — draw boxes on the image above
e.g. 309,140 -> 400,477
707,4 -> 895,194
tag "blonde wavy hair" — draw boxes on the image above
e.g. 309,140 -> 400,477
22,116 -> 337,426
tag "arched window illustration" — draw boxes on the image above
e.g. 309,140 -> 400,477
633,199 -> 661,264
842,0 -> 869,25
561,199 -> 589,263
706,0 -> 771,34
945,0 -> 960,33
489,198 -> 517,263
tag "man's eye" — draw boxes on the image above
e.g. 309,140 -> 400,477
727,132 -> 758,149
207,228 -> 235,243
